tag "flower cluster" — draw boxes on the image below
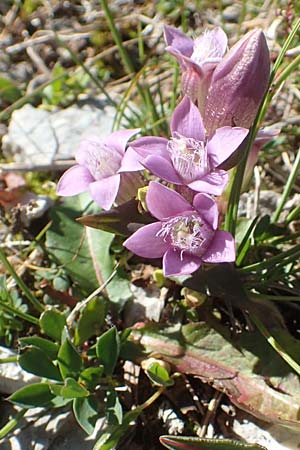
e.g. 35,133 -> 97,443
57,25 -> 271,277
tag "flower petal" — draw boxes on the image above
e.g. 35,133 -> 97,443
202,230 -> 236,263
163,248 -> 201,276
193,27 -> 228,64
144,155 -> 182,184
124,222 -> 169,258
119,147 -> 144,172
130,136 -> 169,159
56,165 -> 94,196
171,96 -> 205,141
164,25 -> 194,57
89,174 -> 120,210
207,127 -> 249,167
104,128 -> 140,155
147,181 -> 193,220
193,193 -> 219,230
188,171 -> 229,196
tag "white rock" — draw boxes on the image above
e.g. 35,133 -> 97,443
2,102 -> 116,165
0,346 -> 40,394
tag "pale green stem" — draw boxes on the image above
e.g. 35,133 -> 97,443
239,244 -> 300,273
0,356 -> 18,363
0,74 -> 66,121
272,146 -> 300,223
252,314 -> 300,375
0,408 -> 27,439
0,299 -> 39,325
0,248 -> 44,312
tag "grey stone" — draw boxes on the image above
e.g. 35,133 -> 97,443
222,4 -> 242,23
2,101 -> 116,166
0,346 -> 40,395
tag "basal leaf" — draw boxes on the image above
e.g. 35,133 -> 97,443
73,395 -> 99,435
60,377 -> 89,398
57,338 -> 82,379
160,436 -> 267,450
74,297 -> 107,346
8,383 -> 56,408
19,336 -> 59,359
46,193 -> 132,308
96,327 -> 120,376
137,321 -> 300,428
19,346 -> 62,381
39,308 -> 66,341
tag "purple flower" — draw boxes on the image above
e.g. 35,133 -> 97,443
164,25 -> 227,112
124,181 -> 235,276
204,29 -> 270,135
56,129 -> 143,210
129,97 -> 248,196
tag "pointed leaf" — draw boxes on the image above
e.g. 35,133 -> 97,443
106,388 -> 123,425
19,336 -> 59,359
8,383 -> 56,408
57,338 -> 83,379
19,346 -> 62,381
73,395 -> 99,435
74,297 -> 107,346
79,367 -> 104,390
46,193 -> 132,308
77,197 -> 154,236
39,308 -> 66,341
60,377 -> 89,398
96,327 -> 120,376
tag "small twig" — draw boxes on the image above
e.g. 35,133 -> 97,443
198,391 -> 222,438
0,160 -> 74,173
66,265 -> 119,327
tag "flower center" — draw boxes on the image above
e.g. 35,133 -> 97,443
157,213 -> 214,258
85,142 -> 121,180
167,134 -> 210,183
191,32 -> 224,66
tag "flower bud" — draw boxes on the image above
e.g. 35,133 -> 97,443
204,29 -> 270,135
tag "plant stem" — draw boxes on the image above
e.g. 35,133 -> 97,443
0,408 -> 27,439
0,356 -> 18,363
0,300 -> 39,325
0,248 -> 44,312
272,145 -> 300,222
239,244 -> 300,272
248,292 -> 300,302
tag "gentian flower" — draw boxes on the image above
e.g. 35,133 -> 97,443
129,97 -> 248,196
56,129 -> 143,210
204,29 -> 270,135
124,181 -> 235,276
164,25 -> 227,112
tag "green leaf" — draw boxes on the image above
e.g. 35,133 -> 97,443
19,346 -> 62,381
60,377 -> 89,398
106,388 -> 123,425
160,436 -> 267,450
0,76 -> 22,103
73,395 -> 99,435
92,407 -> 142,450
77,198 -> 153,236
46,193 -> 132,308
19,336 -> 59,359
96,327 -> 120,376
57,338 -> 82,379
146,362 -> 173,387
74,297 -> 107,346
8,383 -> 56,408
79,367 -> 104,390
39,309 -> 66,341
